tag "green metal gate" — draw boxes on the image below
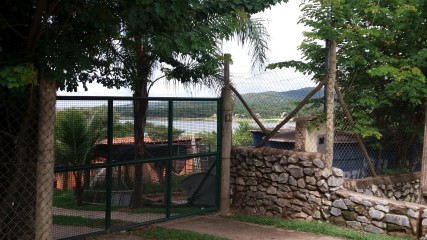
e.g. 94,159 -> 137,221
54,96 -> 222,239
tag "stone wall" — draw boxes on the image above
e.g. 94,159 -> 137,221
343,173 -> 421,203
230,146 -> 345,220
230,146 -> 427,238
331,190 -> 427,237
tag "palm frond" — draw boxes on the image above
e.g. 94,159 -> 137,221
234,16 -> 270,70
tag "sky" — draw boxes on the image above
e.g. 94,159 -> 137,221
57,0 -> 311,98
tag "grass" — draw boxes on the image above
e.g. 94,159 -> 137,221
134,226 -> 229,240
228,214 -> 409,240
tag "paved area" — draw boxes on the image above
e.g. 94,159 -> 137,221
54,208 -> 344,240
53,207 -> 165,223
155,215 -> 343,240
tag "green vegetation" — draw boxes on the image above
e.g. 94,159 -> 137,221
269,0 -> 427,171
135,226 -> 229,240
229,214 -> 408,240
232,122 -> 253,146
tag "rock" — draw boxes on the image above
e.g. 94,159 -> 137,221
407,209 -> 419,218
331,207 -> 342,216
276,198 -> 289,207
327,176 -> 344,187
313,210 -> 321,219
363,225 -> 384,234
308,195 -> 321,205
346,221 -> 362,230
297,178 -> 306,188
269,173 -> 279,182
236,177 -> 245,185
300,160 -> 312,167
289,176 -> 297,186
372,220 -> 386,228
343,199 -> 355,207
350,196 -> 373,207
321,168 -> 332,178
356,216 -> 370,223
385,214 -> 410,227
277,173 -> 289,184
266,186 -> 277,195
303,168 -> 314,176
291,205 -> 302,212
342,211 -> 358,221
332,168 -> 344,177
369,207 -> 385,220
306,176 -> 316,185
375,205 -> 389,213
332,199 -> 348,210
272,163 -> 285,173
313,159 -> 325,169
287,156 -> 298,163
288,166 -> 304,178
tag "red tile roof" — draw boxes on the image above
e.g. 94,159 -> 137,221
98,136 -> 200,145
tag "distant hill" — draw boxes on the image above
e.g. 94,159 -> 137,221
281,87 -> 324,101
233,87 -> 324,118
111,87 -> 324,119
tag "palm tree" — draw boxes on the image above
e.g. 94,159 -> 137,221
55,108 -> 107,206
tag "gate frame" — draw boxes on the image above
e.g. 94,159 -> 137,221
54,96 -> 222,239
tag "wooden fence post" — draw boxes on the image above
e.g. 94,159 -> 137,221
325,41 -> 337,169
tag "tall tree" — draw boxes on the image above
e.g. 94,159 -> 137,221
93,1 -> 281,207
0,1 -> 120,238
270,0 -> 427,171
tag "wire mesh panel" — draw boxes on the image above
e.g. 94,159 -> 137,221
231,68 -> 424,178
0,89 -> 38,239
51,97 -> 220,239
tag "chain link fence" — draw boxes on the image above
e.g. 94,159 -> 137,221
231,68 -> 424,179
0,88 -> 38,239
1,94 -> 221,239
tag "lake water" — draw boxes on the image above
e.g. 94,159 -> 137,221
120,119 -> 295,134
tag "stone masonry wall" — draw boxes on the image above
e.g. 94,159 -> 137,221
343,173 -> 421,203
230,146 -> 345,220
230,146 -> 427,238
331,190 -> 427,237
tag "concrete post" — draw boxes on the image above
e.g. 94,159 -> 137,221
220,54 -> 232,213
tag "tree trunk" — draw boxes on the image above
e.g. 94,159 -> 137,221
131,36 -> 152,208
35,76 -> 56,240
420,102 -> 427,204
74,171 -> 84,206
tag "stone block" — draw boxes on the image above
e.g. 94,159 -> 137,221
331,207 -> 342,216
385,214 -> 410,227
369,207 -> 385,220
346,221 -> 362,230
332,199 -> 348,210
363,225 -> 384,234
313,159 -> 325,169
